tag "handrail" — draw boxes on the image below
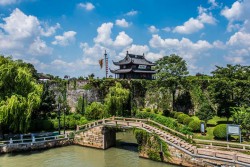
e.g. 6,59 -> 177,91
148,120 -> 188,139
75,117 -> 250,166
194,139 -> 250,150
0,134 -> 67,146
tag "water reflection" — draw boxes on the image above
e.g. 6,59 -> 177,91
0,130 -> 178,167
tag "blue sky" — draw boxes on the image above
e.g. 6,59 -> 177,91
0,0 -> 250,78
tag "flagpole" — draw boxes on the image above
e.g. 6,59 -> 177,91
104,50 -> 108,78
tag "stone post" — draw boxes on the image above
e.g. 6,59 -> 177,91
76,125 -> 79,131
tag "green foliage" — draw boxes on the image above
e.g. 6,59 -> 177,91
85,102 -> 106,120
208,79 -> 234,119
75,96 -> 85,114
212,64 -> 250,80
32,82 -> 56,119
177,114 -> 189,124
174,112 -> 183,118
155,54 -> 189,80
155,54 -> 189,111
0,56 -> 42,133
153,108 -> 158,114
196,103 -> 215,123
213,124 -> 227,139
135,111 -> 178,130
183,117 -> 194,125
82,83 -> 92,90
105,82 -> 130,116
145,108 -> 151,113
188,119 -> 201,132
230,106 -> 249,125
134,129 -> 170,161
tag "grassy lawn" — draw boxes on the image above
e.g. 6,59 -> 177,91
193,116 -> 233,140
193,127 -> 214,140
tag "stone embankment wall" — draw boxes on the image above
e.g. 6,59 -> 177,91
74,126 -> 116,149
140,145 -> 244,167
0,138 -> 73,154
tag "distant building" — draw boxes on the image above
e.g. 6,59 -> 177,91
110,51 -> 156,79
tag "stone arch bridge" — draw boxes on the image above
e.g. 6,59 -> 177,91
74,117 -> 250,167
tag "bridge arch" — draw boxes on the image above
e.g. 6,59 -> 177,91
74,117 -> 250,166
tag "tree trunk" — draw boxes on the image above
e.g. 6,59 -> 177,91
0,124 -> 3,140
172,90 -> 175,111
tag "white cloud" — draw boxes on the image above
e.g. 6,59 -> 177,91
208,0 -> 218,8
224,56 -> 244,64
80,42 -> 105,60
149,34 -> 213,61
78,2 -> 95,11
113,31 -> 133,47
125,10 -> 138,16
125,44 -> 149,55
173,6 -> 216,34
221,0 -> 250,32
0,8 -> 56,56
148,25 -> 159,33
94,22 -> 133,48
145,52 -> 162,62
162,27 -> 171,32
198,12 -> 216,25
115,19 -> 129,27
52,31 -> 77,46
94,22 -> 113,45
0,8 -> 41,40
227,31 -> 250,47
173,18 -> 204,34
41,23 -> 60,37
0,0 -> 17,6
223,30 -> 250,64
28,37 -> 52,55
221,1 -> 242,21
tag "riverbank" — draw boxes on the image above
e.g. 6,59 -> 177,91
0,138 -> 73,154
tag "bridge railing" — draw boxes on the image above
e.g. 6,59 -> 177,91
194,139 -> 250,151
76,117 -> 192,141
0,134 -> 68,146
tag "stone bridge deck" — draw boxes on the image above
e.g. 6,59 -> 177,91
76,117 -> 250,166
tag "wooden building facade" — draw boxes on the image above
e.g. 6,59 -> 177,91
110,52 -> 156,79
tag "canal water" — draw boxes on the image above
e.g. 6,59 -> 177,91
0,131 -> 178,167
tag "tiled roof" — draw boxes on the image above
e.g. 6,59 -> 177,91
110,68 -> 156,74
113,52 -> 155,66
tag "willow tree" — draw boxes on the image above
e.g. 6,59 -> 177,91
105,82 -> 130,117
0,56 -> 42,134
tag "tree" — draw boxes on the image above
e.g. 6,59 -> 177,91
155,54 -> 189,111
0,56 -> 42,134
208,79 -> 234,120
85,102 -> 106,120
212,64 -> 250,80
230,107 -> 249,125
105,82 -> 130,116
32,82 -> 56,119
196,103 -> 215,125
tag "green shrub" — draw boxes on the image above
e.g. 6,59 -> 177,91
163,109 -> 171,117
188,119 -> 201,132
42,120 -> 53,131
177,114 -> 189,124
213,124 -> 227,139
170,111 -> 176,118
183,117 -> 194,125
153,108 -> 158,114
85,102 -> 106,120
145,108 -> 151,112
135,111 -> 177,130
174,112 -> 183,119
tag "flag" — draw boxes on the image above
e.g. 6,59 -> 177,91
99,59 -> 104,69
